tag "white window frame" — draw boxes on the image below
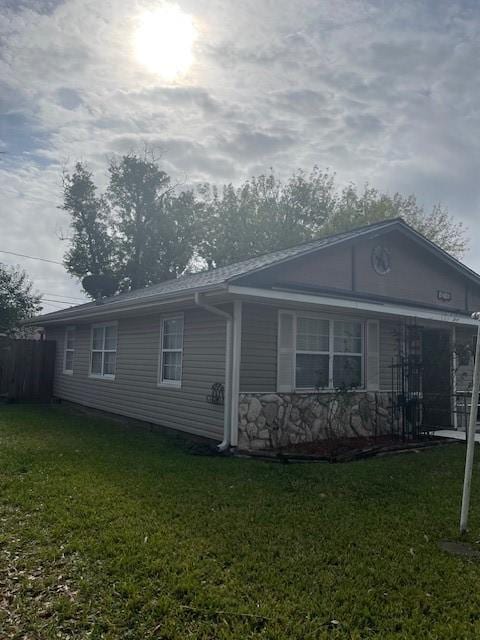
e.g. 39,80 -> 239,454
89,321 -> 117,380
63,326 -> 75,375
296,316 -> 330,389
158,314 -> 184,388
331,319 -> 364,390
287,311 -> 365,391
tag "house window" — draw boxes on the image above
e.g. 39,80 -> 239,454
294,315 -> 363,389
296,317 -> 330,388
332,320 -> 363,388
90,323 -> 117,379
159,316 -> 184,386
63,327 -> 75,374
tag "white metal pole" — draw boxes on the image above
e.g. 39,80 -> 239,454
460,315 -> 480,534
452,326 -> 458,430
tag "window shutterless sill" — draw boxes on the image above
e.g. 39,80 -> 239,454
89,374 -> 115,381
157,382 -> 182,389
62,371 -> 74,376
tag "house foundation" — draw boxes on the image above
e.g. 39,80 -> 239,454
238,391 -> 393,451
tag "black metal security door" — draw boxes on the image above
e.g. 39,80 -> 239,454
422,329 -> 452,428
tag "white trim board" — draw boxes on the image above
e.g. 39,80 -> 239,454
227,286 -> 480,327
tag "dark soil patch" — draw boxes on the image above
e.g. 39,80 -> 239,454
268,434 -> 459,463
439,540 -> 480,559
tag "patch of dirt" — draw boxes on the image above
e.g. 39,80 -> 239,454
438,539 -> 480,559
254,435 -> 458,463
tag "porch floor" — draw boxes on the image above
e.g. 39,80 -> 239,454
435,429 -> 480,442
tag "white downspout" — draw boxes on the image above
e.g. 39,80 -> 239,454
230,300 -> 242,447
194,293 -> 233,452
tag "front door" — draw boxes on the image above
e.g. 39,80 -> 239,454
422,329 -> 452,428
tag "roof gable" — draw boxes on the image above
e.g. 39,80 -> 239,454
238,226 -> 474,313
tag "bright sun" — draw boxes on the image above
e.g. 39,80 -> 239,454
133,4 -> 196,80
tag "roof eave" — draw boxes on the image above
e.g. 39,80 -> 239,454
393,224 -> 480,285
227,284 -> 479,326
26,282 -> 228,326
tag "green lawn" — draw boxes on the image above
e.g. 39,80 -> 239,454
1,407 -> 480,639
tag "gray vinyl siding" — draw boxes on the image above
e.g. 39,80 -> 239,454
240,302 -> 399,393
48,308 -> 226,441
240,304 -> 277,392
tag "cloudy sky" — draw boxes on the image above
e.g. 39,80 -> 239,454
1,0 -> 480,312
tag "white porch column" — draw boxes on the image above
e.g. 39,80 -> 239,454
230,300 -> 242,447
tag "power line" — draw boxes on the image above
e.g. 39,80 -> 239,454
40,302 -> 69,310
0,249 -> 91,305
40,299 -> 72,307
0,249 -> 63,265
42,291 -> 86,301
41,298 -> 75,305
0,252 -> 87,301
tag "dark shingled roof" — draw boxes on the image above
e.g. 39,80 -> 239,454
30,218 -> 479,324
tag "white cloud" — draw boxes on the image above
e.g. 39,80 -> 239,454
1,0 -> 480,306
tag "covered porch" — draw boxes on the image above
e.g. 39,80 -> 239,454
230,286 -> 478,451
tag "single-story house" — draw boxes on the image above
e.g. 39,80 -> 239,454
28,218 -> 479,451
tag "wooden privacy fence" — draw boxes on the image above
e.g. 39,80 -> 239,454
0,339 -> 56,402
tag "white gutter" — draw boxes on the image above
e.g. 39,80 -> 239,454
194,292 -> 233,452
227,285 -> 480,326
27,284 -> 227,327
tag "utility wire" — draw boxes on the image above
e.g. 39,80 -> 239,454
42,291 -> 86,301
0,251 -> 88,301
1,249 -> 90,305
0,249 -> 63,265
40,302 -> 70,310
41,299 -> 73,307
41,298 -> 75,305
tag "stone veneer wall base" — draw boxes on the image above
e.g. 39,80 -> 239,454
238,391 -> 394,451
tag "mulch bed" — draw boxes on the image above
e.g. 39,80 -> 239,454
240,434 -> 461,463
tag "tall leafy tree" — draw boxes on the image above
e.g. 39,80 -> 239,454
62,158 -> 468,294
62,154 -> 200,295
155,189 -> 202,278
107,153 -> 198,290
198,168 -> 467,266
0,264 -> 41,335
197,167 -> 337,266
61,163 -> 114,279
323,184 -> 466,258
